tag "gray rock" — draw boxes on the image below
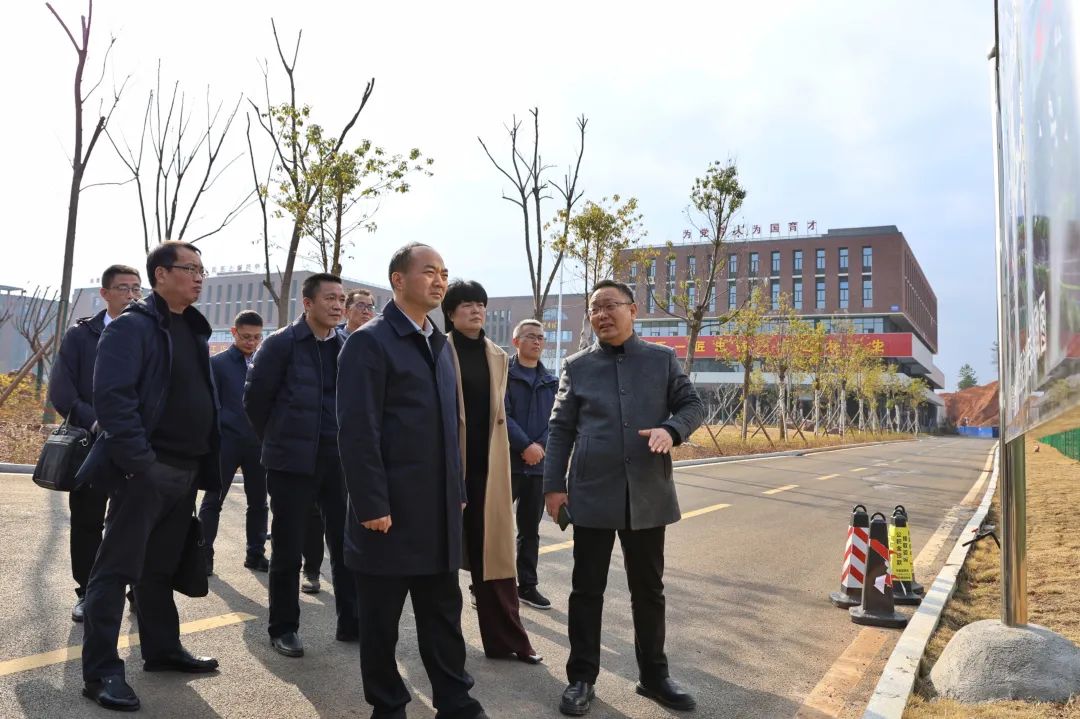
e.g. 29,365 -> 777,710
930,619 -> 1080,703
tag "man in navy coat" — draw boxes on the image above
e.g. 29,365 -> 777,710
338,243 -> 488,719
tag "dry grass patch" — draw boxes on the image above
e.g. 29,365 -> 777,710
670,423 -> 914,461
904,442 -> 1080,718
0,373 -> 51,465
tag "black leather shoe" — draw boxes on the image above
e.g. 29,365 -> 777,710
143,648 -> 219,673
72,597 -> 86,623
559,681 -> 594,716
635,677 -> 696,711
83,675 -> 140,712
271,632 -> 304,657
244,554 -> 270,572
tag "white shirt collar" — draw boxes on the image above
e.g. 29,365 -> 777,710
103,312 -> 116,327
404,313 -> 434,339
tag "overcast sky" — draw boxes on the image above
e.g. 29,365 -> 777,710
2,1 -> 997,389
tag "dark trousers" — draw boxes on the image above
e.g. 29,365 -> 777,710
464,471 -> 533,658
510,472 -> 544,589
356,572 -> 483,719
197,438 -> 267,558
566,525 -> 669,685
82,461 -> 198,681
69,483 -> 109,597
302,503 -> 324,577
266,452 -> 356,637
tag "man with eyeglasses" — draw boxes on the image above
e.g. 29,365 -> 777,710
505,319 -> 559,610
340,288 -> 377,338
50,264 -> 142,624
197,310 -> 269,576
543,279 -> 704,716
76,241 -> 221,712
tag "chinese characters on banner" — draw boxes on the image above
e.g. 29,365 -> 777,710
677,220 -> 820,242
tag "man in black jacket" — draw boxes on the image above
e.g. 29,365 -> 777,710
49,264 -> 142,623
76,242 -> 221,712
244,273 -> 358,658
198,310 -> 269,575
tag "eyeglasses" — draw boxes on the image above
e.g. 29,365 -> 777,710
587,301 -> 633,317
235,332 -> 262,342
352,302 -> 376,312
109,284 -> 142,295
518,333 -> 546,343
167,264 -> 209,278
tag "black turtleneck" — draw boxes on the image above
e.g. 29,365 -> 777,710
452,329 -> 490,479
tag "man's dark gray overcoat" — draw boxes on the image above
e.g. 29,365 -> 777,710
542,333 -> 704,530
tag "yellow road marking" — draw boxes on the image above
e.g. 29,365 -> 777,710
816,474 -> 839,481
538,540 -> 575,555
850,467 -> 868,473
680,502 -> 732,519
763,484 -> 799,495
794,628 -> 892,718
0,612 -> 256,678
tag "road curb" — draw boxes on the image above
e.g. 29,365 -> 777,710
672,437 -> 920,468
0,438 -> 923,477
861,443 -> 1000,719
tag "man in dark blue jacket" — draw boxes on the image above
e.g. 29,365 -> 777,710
504,318 -> 558,611
49,264 -> 142,623
338,243 -> 487,719
198,310 -> 268,575
244,273 -> 358,658
76,241 -> 221,712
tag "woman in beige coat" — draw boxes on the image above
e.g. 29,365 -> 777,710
443,280 -> 540,664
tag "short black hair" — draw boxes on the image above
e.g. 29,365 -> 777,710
590,279 -> 634,304
388,242 -> 432,284
101,264 -> 141,289
442,279 -> 488,330
346,288 -> 374,309
146,241 -> 201,288
234,310 -> 263,328
302,272 -> 342,300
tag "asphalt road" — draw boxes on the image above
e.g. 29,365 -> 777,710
0,437 -> 995,718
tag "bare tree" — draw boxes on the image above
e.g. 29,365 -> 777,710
249,20 -> 374,326
479,109 -> 586,320
47,0 -> 127,360
107,62 -> 253,252
14,288 -> 61,399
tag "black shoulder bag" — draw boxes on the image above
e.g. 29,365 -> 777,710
32,418 -> 93,491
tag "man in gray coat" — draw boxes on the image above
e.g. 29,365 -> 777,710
544,279 -> 704,716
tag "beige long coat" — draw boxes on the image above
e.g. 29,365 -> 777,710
448,334 -> 517,581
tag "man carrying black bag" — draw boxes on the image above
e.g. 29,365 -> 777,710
49,264 -> 142,623
75,241 -> 221,712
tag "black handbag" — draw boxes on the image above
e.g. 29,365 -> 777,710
32,418 -> 93,491
173,514 -> 209,598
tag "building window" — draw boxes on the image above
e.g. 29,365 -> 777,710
770,280 -> 781,310
815,249 -> 825,272
667,292 -> 675,313
839,247 -> 849,272
648,259 -> 656,280
749,252 -> 759,275
815,279 -> 825,309
793,280 -> 803,310
630,262 -> 638,280
688,256 -> 696,276
771,251 -> 780,275
728,281 -> 737,309
667,257 -> 676,281
839,278 -> 849,309
688,284 -> 696,307
728,254 -> 738,278
863,278 -> 873,306
247,282 -> 254,301
647,291 -> 655,313
862,246 -> 873,270
793,250 -> 803,273
708,286 -> 716,312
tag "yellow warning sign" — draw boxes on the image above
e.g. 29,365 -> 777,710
888,523 -> 914,582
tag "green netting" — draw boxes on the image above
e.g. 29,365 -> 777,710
1039,427 -> 1080,461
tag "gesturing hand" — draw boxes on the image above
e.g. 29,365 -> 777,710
362,515 -> 392,533
638,428 -> 673,454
